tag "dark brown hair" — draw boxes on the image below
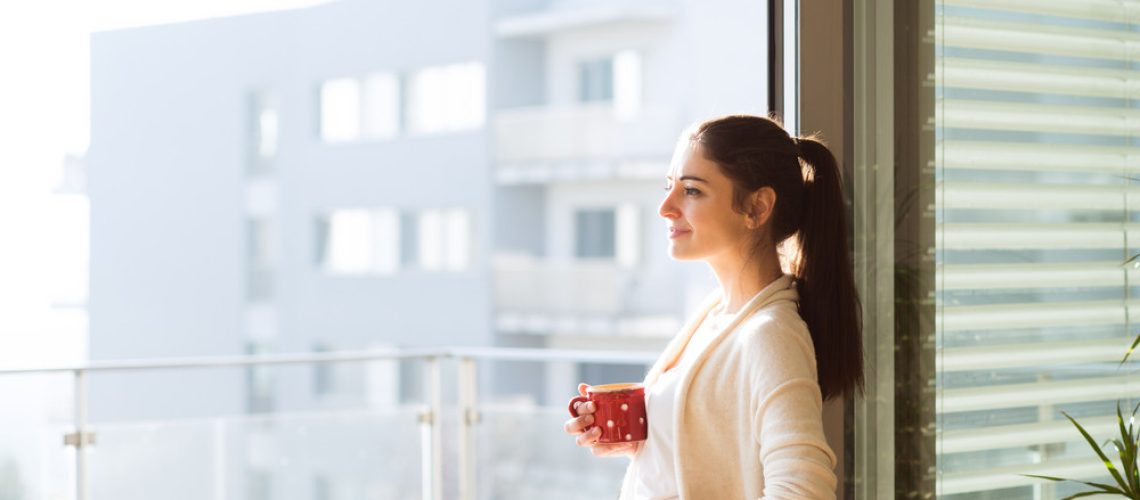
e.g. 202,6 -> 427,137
690,114 -> 864,400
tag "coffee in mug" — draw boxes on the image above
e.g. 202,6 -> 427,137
567,383 -> 648,443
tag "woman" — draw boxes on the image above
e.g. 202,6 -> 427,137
563,114 -> 864,499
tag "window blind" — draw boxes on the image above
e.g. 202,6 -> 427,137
934,0 -> 1140,497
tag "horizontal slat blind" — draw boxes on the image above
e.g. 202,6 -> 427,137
935,0 -> 1140,497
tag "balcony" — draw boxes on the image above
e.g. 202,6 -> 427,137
1,348 -> 657,500
493,256 -> 678,337
493,104 -> 679,184
495,0 -> 677,38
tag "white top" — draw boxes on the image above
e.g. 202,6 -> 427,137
628,301 -> 746,499
619,275 -> 837,499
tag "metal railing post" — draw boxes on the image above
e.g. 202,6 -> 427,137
431,357 -> 442,500
73,369 -> 89,500
457,357 -> 478,500
419,356 -> 443,500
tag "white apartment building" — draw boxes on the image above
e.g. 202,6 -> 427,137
86,0 -> 770,496
489,0 -> 770,402
89,0 -> 496,422
89,0 -> 769,416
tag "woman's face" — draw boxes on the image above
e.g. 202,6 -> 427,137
658,142 -> 752,262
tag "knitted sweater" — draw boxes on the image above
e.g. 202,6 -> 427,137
619,274 -> 838,499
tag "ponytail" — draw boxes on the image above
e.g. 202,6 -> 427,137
794,137 -> 864,400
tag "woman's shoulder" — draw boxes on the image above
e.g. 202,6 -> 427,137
731,301 -> 816,367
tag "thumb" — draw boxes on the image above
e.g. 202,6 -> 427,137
578,383 -> 590,397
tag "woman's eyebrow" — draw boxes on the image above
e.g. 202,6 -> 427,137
664,175 -> 709,183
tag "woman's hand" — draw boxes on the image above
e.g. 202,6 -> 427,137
563,383 -> 642,458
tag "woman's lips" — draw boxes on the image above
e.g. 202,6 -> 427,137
669,227 -> 691,239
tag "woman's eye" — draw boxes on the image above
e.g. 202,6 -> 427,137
684,187 -> 701,196
663,185 -> 672,191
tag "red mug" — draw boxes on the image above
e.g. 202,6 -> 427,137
568,383 -> 648,443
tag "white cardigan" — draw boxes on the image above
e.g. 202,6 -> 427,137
619,275 -> 837,499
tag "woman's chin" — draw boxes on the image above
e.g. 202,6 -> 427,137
667,245 -> 697,261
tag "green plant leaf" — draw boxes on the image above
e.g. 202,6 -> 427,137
1023,474 -> 1127,495
1122,252 -> 1140,269
1060,492 -> 1121,500
1122,333 -> 1140,365
1115,403 -> 1140,496
1063,411 -> 1130,491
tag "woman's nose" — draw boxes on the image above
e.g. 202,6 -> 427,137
658,191 -> 679,219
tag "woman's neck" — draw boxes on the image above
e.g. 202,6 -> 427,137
707,246 -> 784,314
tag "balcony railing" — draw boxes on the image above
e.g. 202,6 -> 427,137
493,104 -> 678,182
0,347 -> 657,500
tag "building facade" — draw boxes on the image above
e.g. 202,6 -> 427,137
87,0 -> 769,497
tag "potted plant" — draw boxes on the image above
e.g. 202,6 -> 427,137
1023,259 -> 1140,499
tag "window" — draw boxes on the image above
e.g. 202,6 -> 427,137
244,342 -> 274,413
579,51 -> 641,118
249,90 -> 278,174
246,217 -> 275,301
314,209 -> 399,274
314,208 -> 468,274
578,58 -> 614,103
575,209 -> 616,259
930,2 -> 1140,497
362,73 -> 400,139
319,73 -> 401,142
613,50 -> 642,120
615,203 -> 640,268
573,205 -> 638,265
407,62 -> 485,134
417,209 -> 471,271
319,78 -> 361,142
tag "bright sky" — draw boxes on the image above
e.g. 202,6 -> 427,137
0,0 -> 330,368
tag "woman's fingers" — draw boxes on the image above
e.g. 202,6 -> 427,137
575,426 -> 602,446
574,401 -> 595,415
562,413 -> 594,434
590,441 -> 637,457
578,383 -> 590,397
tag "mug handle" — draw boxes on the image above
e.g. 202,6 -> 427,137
568,395 -> 589,417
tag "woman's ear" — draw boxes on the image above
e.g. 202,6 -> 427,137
747,187 -> 777,229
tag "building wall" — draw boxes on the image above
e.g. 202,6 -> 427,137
89,0 -> 494,421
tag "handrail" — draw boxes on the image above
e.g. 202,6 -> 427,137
0,346 -> 660,375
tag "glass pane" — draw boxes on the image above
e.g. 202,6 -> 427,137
322,210 -> 371,274
476,407 -> 627,499
89,409 -> 422,500
578,58 -> 614,103
408,63 -> 485,134
932,1 -> 1140,497
362,73 -> 400,140
320,78 -> 361,143
0,372 -> 74,500
445,209 -> 471,271
575,209 -> 616,259
418,210 -> 444,271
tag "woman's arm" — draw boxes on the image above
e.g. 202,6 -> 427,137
747,315 -> 838,499
753,378 -> 837,499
